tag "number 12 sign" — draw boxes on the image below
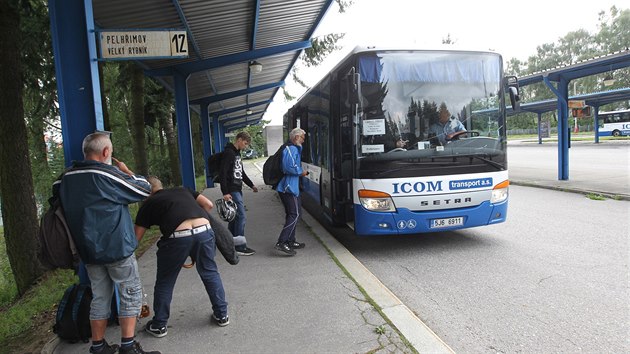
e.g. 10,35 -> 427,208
100,30 -> 189,59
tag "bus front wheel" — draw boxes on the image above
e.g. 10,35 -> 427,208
612,130 -> 621,137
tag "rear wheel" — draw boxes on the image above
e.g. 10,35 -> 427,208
612,130 -> 621,137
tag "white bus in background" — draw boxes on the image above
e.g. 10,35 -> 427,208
598,109 -> 630,137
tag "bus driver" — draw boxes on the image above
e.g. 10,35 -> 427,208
429,102 -> 466,145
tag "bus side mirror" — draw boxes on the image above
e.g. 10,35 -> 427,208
353,72 -> 361,93
505,75 -> 520,111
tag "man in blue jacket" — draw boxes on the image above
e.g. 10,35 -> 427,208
273,128 -> 308,256
54,132 -> 157,354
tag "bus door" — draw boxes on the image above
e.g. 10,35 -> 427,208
330,67 -> 357,225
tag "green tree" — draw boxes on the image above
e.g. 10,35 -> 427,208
505,6 -> 630,129
0,0 -> 45,296
284,1 -> 354,100
20,0 -> 61,207
129,63 -> 149,176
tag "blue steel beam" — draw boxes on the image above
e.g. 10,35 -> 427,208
518,50 -> 630,86
210,100 -> 272,117
211,115 -> 223,153
543,76 -> 570,180
223,113 -> 263,126
190,81 -> 284,105
49,0 -> 104,166
225,120 -> 262,132
254,0 -> 334,124
247,0 -> 261,91
146,41 -> 311,76
173,73 -> 196,189
200,104 -> 214,188
220,112 -> 262,124
172,0 -> 202,60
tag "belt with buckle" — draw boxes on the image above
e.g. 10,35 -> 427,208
169,224 -> 211,238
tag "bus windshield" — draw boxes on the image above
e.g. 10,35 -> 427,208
356,51 -> 507,178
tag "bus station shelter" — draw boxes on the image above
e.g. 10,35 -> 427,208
514,49 -> 630,180
48,0 -> 335,189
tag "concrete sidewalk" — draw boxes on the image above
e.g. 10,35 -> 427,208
47,161 -> 450,354
508,139 -> 630,200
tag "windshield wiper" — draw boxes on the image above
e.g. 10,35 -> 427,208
458,154 -> 504,170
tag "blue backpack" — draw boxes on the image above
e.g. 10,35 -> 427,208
53,284 -> 92,343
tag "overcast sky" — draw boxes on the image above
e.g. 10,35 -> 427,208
263,0 -> 623,126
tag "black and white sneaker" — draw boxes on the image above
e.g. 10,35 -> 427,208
145,320 -> 168,338
288,241 -> 305,249
236,247 -> 256,256
212,313 -> 230,327
274,242 -> 296,256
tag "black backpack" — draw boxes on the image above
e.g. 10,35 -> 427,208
53,283 -> 92,343
37,198 -> 80,271
262,144 -> 287,187
207,151 -> 224,181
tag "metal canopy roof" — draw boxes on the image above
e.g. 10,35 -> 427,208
518,87 -> 630,115
513,48 -> 630,115
92,0 -> 334,128
518,49 -> 630,86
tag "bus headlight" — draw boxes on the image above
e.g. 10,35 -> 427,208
491,180 -> 509,203
358,189 -> 396,212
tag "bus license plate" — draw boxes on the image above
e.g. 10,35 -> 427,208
431,217 -> 464,229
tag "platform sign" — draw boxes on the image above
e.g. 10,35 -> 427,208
568,100 -> 586,108
99,30 -> 188,59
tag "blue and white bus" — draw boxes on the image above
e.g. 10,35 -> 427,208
285,47 -> 520,236
598,109 -> 630,137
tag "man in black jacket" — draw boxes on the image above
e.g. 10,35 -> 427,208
218,131 -> 258,256
134,177 -> 230,337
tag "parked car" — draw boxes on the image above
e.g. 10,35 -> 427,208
243,149 -> 259,159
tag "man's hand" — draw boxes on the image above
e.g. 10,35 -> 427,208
252,186 -> 258,193
395,139 -> 408,148
112,157 -> 134,176
223,194 -> 232,201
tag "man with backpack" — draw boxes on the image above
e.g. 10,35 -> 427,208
217,131 -> 258,256
273,128 -> 308,256
53,132 -> 158,354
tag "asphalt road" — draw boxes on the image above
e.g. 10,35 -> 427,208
331,186 -> 628,353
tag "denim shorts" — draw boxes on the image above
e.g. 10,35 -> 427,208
85,254 -> 143,320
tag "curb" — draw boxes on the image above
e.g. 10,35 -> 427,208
41,336 -> 59,354
252,160 -> 452,352
300,210 -> 454,354
510,180 -> 630,201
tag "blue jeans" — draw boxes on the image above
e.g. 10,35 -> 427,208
152,228 -> 227,327
277,192 -> 301,244
228,191 -> 248,249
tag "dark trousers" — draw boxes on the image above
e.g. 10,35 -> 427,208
277,192 -> 301,244
152,229 -> 227,327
